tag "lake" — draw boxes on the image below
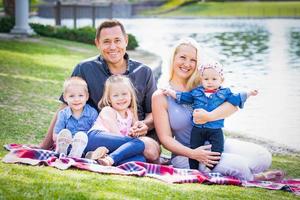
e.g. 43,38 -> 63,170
30,17 -> 300,151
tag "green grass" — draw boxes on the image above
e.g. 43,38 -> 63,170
142,1 -> 300,17
0,36 -> 300,199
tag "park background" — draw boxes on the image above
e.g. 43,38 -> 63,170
0,0 -> 300,199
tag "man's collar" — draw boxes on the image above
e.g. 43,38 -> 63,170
99,53 -> 130,75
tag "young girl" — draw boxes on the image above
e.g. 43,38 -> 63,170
86,75 -> 146,166
164,61 -> 258,170
54,76 -> 98,158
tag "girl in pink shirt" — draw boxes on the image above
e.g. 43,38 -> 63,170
86,75 -> 145,166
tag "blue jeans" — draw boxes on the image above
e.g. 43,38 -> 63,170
189,127 -> 224,170
85,130 -> 145,166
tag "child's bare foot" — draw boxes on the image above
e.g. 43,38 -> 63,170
254,170 -> 285,181
97,156 -> 114,166
248,90 -> 258,97
85,146 -> 109,160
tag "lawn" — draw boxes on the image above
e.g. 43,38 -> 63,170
0,36 -> 299,199
142,1 -> 300,17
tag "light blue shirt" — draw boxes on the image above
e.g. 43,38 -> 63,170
54,104 -> 98,135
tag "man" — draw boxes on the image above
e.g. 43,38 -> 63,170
39,19 -> 160,162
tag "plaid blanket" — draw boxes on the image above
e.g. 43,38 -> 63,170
2,144 -> 300,196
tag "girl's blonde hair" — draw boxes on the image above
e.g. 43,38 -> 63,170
158,37 -> 204,91
98,75 -> 138,121
63,76 -> 88,95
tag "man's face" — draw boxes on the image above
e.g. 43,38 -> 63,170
95,26 -> 128,66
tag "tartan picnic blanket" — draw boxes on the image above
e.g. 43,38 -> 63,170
2,144 -> 300,196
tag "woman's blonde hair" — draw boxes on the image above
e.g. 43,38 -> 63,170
158,37 -> 204,91
98,75 -> 138,121
63,76 -> 88,95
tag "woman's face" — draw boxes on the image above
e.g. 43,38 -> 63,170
172,44 -> 197,81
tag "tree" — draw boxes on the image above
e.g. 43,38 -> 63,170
3,0 -> 15,17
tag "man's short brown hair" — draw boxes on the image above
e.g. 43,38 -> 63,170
95,19 -> 126,40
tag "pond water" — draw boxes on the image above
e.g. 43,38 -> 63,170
30,17 -> 300,151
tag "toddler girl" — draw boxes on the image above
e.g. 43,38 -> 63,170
86,75 -> 145,166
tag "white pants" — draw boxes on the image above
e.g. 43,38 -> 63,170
171,138 -> 272,180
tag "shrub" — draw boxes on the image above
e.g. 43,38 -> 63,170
0,18 -> 139,50
74,26 -> 95,45
127,33 -> 139,50
0,16 -> 14,33
30,23 -> 55,37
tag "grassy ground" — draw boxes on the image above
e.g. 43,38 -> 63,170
0,36 -> 300,199
142,1 -> 300,17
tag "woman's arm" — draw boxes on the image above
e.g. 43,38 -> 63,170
99,106 -> 120,134
193,102 -> 238,124
152,90 -> 220,167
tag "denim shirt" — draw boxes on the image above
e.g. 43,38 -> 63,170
176,86 -> 247,129
54,104 -> 98,135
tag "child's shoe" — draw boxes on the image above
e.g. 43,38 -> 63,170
85,146 -> 109,160
55,129 -> 72,155
68,131 -> 88,158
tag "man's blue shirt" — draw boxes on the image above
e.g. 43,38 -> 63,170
54,104 -> 98,135
176,86 -> 247,129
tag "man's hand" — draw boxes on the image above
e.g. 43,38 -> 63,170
129,121 -> 148,137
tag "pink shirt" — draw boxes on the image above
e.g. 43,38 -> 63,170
90,108 -> 133,136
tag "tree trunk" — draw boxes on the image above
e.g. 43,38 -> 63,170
3,0 -> 15,17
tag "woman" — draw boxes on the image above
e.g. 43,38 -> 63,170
152,37 -> 283,181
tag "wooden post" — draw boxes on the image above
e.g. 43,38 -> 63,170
109,2 -> 113,19
55,0 -> 61,26
92,4 -> 96,28
73,4 -> 77,29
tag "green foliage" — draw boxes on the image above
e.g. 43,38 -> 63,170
0,16 -> 14,33
127,33 -> 139,50
0,17 -> 139,50
30,23 -> 56,37
30,23 -> 139,50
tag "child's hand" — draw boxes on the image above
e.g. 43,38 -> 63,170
162,88 -> 176,99
129,121 -> 148,137
248,89 -> 258,97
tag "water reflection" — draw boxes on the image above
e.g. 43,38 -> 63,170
289,29 -> 300,69
193,30 -> 270,75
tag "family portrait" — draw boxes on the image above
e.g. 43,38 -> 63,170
1,0 -> 300,199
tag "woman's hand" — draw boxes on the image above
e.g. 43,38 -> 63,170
193,109 -> 210,124
191,145 -> 221,168
129,121 -> 148,137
